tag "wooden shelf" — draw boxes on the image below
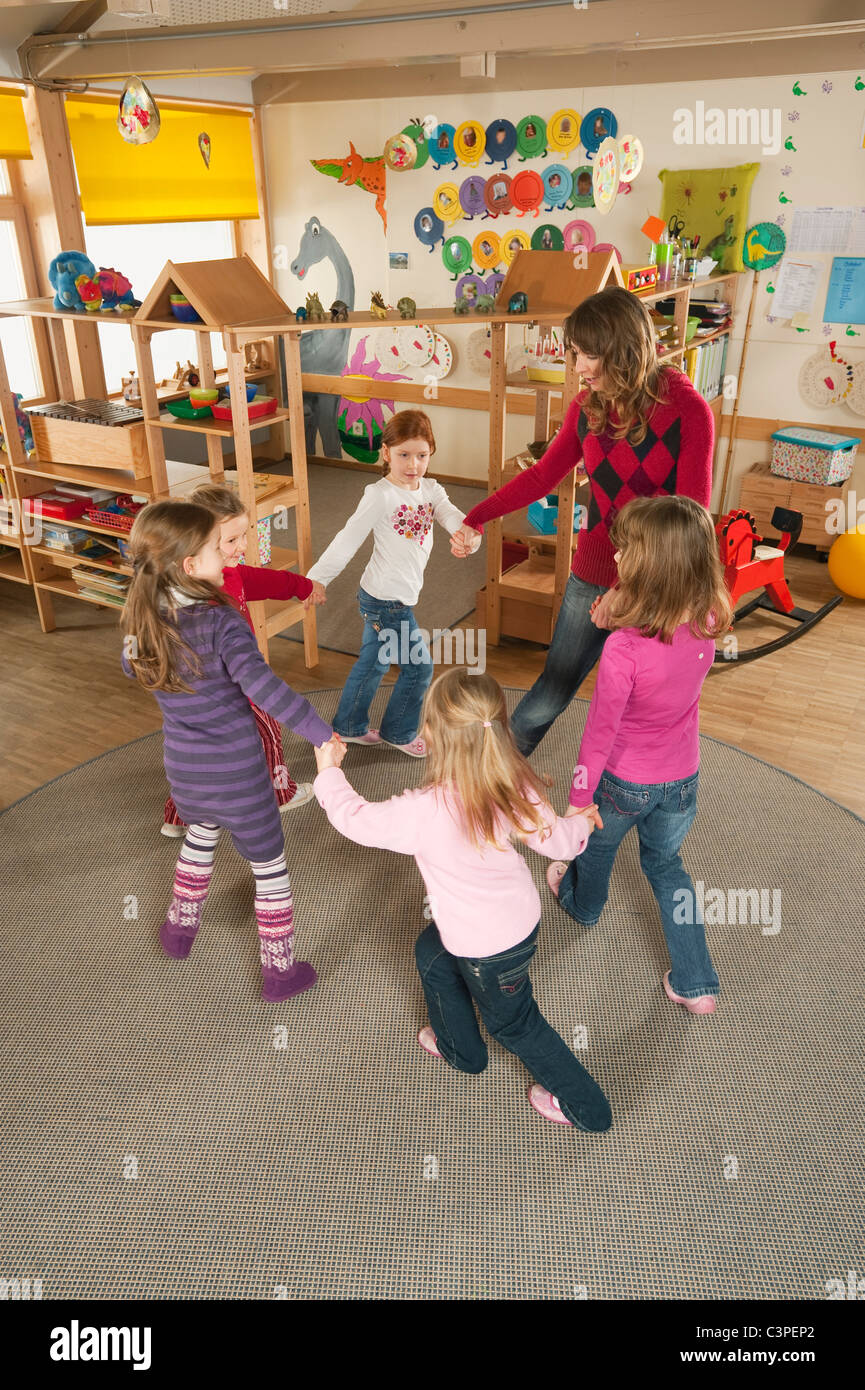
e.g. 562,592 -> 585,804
263,596 -> 304,637
14,457 -> 155,494
152,367 -> 274,406
35,576 -> 125,607
269,545 -> 299,571
505,372 -> 565,391
689,323 -> 732,348
0,550 -> 28,582
498,556 -> 556,605
30,545 -> 132,577
0,297 -> 139,325
148,409 -> 290,437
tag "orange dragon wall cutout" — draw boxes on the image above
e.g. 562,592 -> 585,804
311,142 -> 387,230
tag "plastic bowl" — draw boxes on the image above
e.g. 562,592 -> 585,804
170,301 -> 202,323
189,387 -> 219,404
662,313 -> 701,343
224,382 -> 259,402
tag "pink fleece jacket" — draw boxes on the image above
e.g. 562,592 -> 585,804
314,767 -> 593,957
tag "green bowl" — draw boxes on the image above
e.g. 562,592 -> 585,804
165,398 -> 212,420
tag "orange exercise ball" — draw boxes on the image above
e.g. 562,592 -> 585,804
828,524 -> 865,599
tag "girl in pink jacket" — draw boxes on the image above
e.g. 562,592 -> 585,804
314,668 -> 612,1133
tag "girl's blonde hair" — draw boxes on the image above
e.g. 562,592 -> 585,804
121,500 -> 230,693
562,286 -> 670,445
609,495 -> 733,642
422,668 -> 552,852
190,483 -> 247,522
380,409 -> 436,476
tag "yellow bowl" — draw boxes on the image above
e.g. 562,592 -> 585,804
189,387 -> 219,404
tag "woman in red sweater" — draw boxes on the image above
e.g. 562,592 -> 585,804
451,287 -> 715,756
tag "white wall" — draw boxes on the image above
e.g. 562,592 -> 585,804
263,69 -> 862,503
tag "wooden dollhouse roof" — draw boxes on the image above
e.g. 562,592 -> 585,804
135,255 -> 290,328
494,249 -> 625,314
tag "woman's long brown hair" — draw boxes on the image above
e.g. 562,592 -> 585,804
609,495 -> 733,642
562,286 -> 670,445
121,500 -> 230,693
422,668 -> 554,852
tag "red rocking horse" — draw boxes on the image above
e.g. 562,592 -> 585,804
713,506 -> 841,664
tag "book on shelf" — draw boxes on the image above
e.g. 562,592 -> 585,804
683,332 -> 730,402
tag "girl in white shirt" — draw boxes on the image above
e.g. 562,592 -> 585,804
306,410 -> 478,757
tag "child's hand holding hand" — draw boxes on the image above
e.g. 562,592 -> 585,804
450,525 -> 481,559
566,803 -> 603,833
303,580 -> 327,610
314,734 -> 346,772
589,590 -> 618,630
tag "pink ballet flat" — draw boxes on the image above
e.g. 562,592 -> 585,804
338,729 -> 382,745
546,861 -> 569,898
528,1085 -> 572,1126
382,735 -> 427,758
417,1027 -> 443,1058
663,970 -> 717,1015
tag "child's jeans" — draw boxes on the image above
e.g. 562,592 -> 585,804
334,588 -> 433,746
558,770 -> 720,1000
414,920 -> 612,1132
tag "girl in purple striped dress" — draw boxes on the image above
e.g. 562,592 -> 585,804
121,500 -> 336,1002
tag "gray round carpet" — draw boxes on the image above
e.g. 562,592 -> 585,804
1,690 -> 863,1300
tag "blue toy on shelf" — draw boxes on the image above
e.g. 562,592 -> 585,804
528,493 -> 579,535
48,251 -> 97,313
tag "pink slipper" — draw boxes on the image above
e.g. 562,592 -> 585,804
418,1027 -> 443,1058
382,735 -> 427,758
338,729 -> 381,745
528,1085 -> 572,1126
663,970 -> 717,1015
547,861 -> 568,898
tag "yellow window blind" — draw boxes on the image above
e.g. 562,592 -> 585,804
65,95 -> 259,225
0,88 -> 32,159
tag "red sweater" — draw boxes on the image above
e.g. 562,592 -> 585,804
464,367 -> 714,590
222,561 -> 313,631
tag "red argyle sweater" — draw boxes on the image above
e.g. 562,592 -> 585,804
464,367 -> 714,590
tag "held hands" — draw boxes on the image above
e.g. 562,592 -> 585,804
589,589 -> 618,630
450,524 -> 481,559
566,803 -> 604,833
314,733 -> 346,772
303,580 -> 327,611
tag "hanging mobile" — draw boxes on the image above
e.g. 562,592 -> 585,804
198,132 -> 211,168
117,76 -> 161,145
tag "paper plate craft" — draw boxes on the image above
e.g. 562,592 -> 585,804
501,229 -> 531,263
592,137 -> 620,215
742,221 -> 787,271
548,109 -> 581,158
455,121 -> 486,166
459,175 -> 487,220
564,219 -> 596,252
373,326 -> 408,370
617,134 -> 643,182
516,115 -> 547,161
401,120 -> 430,170
430,123 -> 457,169
511,169 -> 544,217
581,107 -> 617,157
485,271 -> 505,298
414,207 -> 445,251
433,184 -> 462,224
426,333 -> 454,380
443,235 -> 473,278
532,224 -> 565,251
466,328 -> 494,377
384,132 -> 418,171
543,165 -> 573,209
455,272 -> 487,305
117,76 -> 160,145
570,166 -> 595,208
593,241 -> 622,263
198,132 -> 211,168
397,322 -> 436,367
484,174 -> 513,218
473,231 -> 502,270
798,343 -> 856,408
484,119 -> 517,169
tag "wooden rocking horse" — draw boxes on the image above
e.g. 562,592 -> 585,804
713,506 -> 842,664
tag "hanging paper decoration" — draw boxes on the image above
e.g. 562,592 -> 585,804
511,169 -> 544,217
798,342 -> 856,408
484,174 -> 513,218
742,221 -> 787,271
594,241 -> 622,263
455,120 -> 486,166
580,108 -> 617,157
484,119 -> 517,169
473,231 -> 502,270
501,228 -> 531,263
547,109 -> 581,158
846,362 -> 865,417
569,165 -> 595,208
414,207 -> 445,252
433,183 -> 462,224
426,333 -> 454,380
117,76 -> 161,145
467,328 -> 494,376
485,271 -> 505,298
311,144 -> 387,229
197,131 -> 211,169
564,219 -> 596,252
455,272 -> 487,305
617,134 -> 643,182
373,326 -> 408,370
396,322 -> 436,367
543,164 -> 573,209
384,132 -> 417,171
516,115 -> 547,161
458,175 -> 487,220
442,235 -> 473,279
401,120 -> 430,170
592,137 -> 619,215
531,224 -> 565,251
430,123 -> 457,169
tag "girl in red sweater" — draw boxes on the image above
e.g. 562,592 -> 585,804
160,484 -> 325,837
451,287 -> 715,756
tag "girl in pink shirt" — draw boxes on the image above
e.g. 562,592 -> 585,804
548,495 -> 733,1013
314,668 -> 612,1133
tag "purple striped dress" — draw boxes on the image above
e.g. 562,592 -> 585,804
124,603 -> 331,861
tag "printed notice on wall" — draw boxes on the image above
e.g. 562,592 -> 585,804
771,257 -> 822,320
788,208 -> 865,255
823,257 -> 865,325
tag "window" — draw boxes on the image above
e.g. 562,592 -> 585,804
0,170 -> 42,401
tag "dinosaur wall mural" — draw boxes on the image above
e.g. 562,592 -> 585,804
311,142 -> 387,230
289,216 -> 355,458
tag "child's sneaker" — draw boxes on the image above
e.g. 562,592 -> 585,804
382,735 -> 427,758
160,823 -> 187,838
528,1085 -> 572,1125
418,1026 -> 443,1058
339,729 -> 382,746
547,861 -> 568,897
279,783 -> 315,811
663,970 -> 717,1015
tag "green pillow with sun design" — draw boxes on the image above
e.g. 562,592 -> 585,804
658,163 -> 760,272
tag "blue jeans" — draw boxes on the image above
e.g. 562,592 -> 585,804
558,771 -> 720,1000
334,588 -> 433,745
414,920 -> 612,1132
511,573 -> 610,756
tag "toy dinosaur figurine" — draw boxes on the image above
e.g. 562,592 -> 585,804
397,297 -> 417,319
704,216 -> 735,266
370,291 -> 388,319
305,291 -> 325,322
311,142 -> 388,230
454,296 -> 472,315
474,293 -> 496,313
75,275 -> 103,312
330,300 -> 349,322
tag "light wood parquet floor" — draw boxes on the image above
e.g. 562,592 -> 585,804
1,550 -> 863,817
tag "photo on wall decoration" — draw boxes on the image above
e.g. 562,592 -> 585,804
389,252 -> 409,270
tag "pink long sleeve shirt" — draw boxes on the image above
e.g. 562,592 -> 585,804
314,767 -> 593,957
570,623 -> 715,807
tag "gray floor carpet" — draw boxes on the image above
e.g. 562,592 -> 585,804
1,690 -> 863,1300
271,463 -> 487,655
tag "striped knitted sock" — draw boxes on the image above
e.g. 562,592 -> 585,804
160,823 -> 220,959
253,854 -> 317,1002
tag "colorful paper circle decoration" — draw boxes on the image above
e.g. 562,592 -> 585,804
511,169 -> 544,217
401,121 -> 430,170
501,229 -> 531,263
396,323 -> 436,367
531,224 -> 565,251
434,184 -> 462,224
594,242 -> 622,263
484,174 -> 513,218
384,132 -> 417,171
742,221 -> 787,271
516,115 -> 547,161
592,137 -> 620,215
117,76 -> 161,145
846,362 -> 865,417
373,327 -> 407,371
426,334 -> 454,381
581,107 -> 617,157
798,344 -> 855,408
473,232 -> 502,270
543,164 -> 573,209
430,123 -> 457,168
414,207 -> 445,251
484,119 -> 517,169
458,175 -> 487,220
564,219 -> 596,252
455,120 -> 486,166
548,109 -> 581,158
466,328 -> 493,377
455,273 -> 487,305
617,134 -> 643,182
570,165 -> 595,208
443,235 -> 473,278
485,271 -> 505,298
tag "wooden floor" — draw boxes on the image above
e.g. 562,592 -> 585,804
2,549 -> 864,818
